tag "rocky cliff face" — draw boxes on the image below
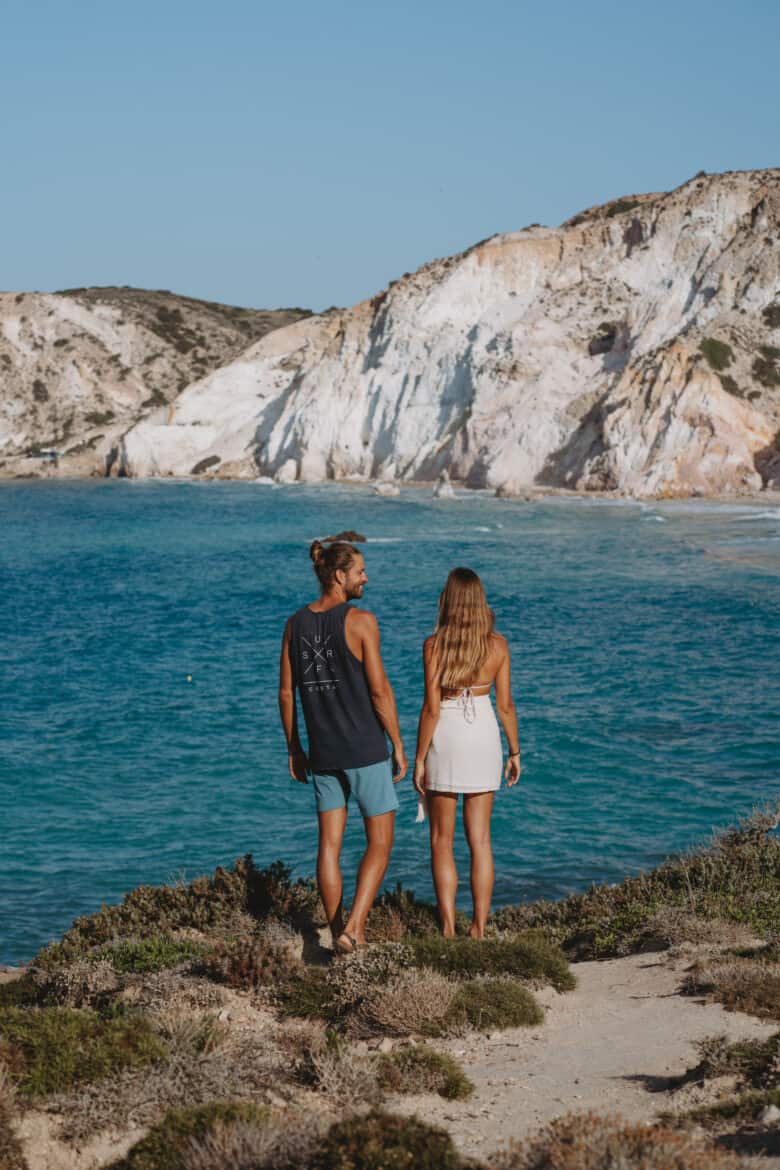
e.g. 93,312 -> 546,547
0,287 -> 310,478
3,170 -> 779,497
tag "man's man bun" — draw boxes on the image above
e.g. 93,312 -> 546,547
310,539 -> 325,564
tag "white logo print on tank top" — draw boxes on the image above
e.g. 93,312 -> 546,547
301,634 -> 340,693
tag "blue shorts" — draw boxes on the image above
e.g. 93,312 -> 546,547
311,757 -> 399,818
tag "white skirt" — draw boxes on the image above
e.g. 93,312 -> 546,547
424,692 -> 503,794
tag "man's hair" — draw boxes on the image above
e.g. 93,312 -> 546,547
310,530 -> 367,591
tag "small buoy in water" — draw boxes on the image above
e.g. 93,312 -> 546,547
186,675 -> 193,683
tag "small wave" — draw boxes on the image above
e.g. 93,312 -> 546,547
733,510 -> 780,522
474,526 -> 492,532
366,537 -> 404,543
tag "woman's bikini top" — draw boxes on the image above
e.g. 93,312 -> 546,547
440,680 -> 492,723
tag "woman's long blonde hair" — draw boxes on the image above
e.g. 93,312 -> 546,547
432,567 -> 495,688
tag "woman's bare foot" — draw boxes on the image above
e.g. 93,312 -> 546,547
469,924 -> 485,940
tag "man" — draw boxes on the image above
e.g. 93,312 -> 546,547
278,531 -> 407,953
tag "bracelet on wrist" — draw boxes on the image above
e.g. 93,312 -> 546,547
508,750 -> 520,758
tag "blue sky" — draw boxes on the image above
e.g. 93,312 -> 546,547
1,0 -> 777,311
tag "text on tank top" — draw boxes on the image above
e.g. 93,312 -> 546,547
289,601 -> 389,771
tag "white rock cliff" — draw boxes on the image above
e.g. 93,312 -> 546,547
3,170 -> 779,497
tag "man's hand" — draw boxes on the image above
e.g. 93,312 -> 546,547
392,745 -> 408,784
413,758 -> 426,796
289,749 -> 309,784
504,754 -> 521,787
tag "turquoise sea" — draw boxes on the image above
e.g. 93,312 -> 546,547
1,480 -> 779,966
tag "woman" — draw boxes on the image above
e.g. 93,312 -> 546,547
414,567 -> 520,938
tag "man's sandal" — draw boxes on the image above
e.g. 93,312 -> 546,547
334,932 -> 364,955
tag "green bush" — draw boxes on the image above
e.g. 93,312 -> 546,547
33,856 -> 319,970
449,979 -> 543,1032
605,197 -> 641,218
199,929 -> 299,990
377,1044 -> 474,1100
109,1100 -> 268,1170
0,1005 -> 166,1098
273,966 -> 335,1020
670,1086 -> 780,1128
700,338 -> 734,371
313,1109 -> 464,1170
762,302 -> 780,329
406,933 -> 574,991
89,935 -> 209,974
492,804 -> 780,958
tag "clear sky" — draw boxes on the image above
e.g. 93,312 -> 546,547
2,0 -> 777,312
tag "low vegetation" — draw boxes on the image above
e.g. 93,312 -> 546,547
0,1004 -> 166,1098
493,1110 -> 745,1169
376,1043 -> 474,1100
107,1100 -> 269,1170
492,803 -> 780,958
699,337 -> 734,371
32,857 -> 319,970
681,939 -> 780,1020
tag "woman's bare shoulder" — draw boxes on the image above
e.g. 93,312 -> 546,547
490,632 -> 509,655
423,634 -> 437,656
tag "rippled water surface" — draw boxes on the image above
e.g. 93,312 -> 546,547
1,480 -> 779,964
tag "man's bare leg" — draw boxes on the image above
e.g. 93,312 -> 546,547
339,810 -> 395,945
317,808 -> 348,941
428,792 -> 459,937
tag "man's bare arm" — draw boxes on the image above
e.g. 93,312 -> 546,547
278,619 -> 308,783
355,611 -> 408,782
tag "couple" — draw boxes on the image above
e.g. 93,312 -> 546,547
277,532 -> 521,954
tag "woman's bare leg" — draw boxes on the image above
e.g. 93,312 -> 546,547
428,793 -> 459,936
463,792 -> 495,938
317,807 -> 348,940
341,810 -> 395,945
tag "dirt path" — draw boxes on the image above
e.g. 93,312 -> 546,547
389,950 -> 778,1163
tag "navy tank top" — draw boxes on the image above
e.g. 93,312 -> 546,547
289,601 -> 389,771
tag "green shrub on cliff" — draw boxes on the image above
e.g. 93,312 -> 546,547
33,856 -> 319,969
314,1109 -> 465,1170
376,1043 -> 474,1100
405,933 -> 575,991
492,803 -> 780,959
109,1100 -> 269,1170
0,1005 -> 166,1098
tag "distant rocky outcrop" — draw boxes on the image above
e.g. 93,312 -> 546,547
2,169 -> 779,496
0,287 -> 311,478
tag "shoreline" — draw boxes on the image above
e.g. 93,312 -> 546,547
1,472 -> 779,509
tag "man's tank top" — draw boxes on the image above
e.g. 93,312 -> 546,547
289,601 -> 389,771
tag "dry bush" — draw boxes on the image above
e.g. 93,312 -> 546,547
52,1010 -> 282,1142
355,969 -> 457,1038
644,907 -> 759,950
0,1062 -> 27,1170
180,1111 -> 326,1170
327,946 -> 414,1018
277,1020 -> 380,1108
682,954 -> 780,1021
492,1110 -> 746,1169
307,1037 -> 381,1109
693,1032 -> 780,1090
31,959 -> 120,1008
117,969 -> 227,1016
198,923 -> 304,993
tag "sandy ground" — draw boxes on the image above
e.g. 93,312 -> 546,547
388,949 -> 779,1164
4,948 -> 779,1169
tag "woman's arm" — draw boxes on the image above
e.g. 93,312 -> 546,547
494,639 -> 521,786
413,637 -> 441,795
